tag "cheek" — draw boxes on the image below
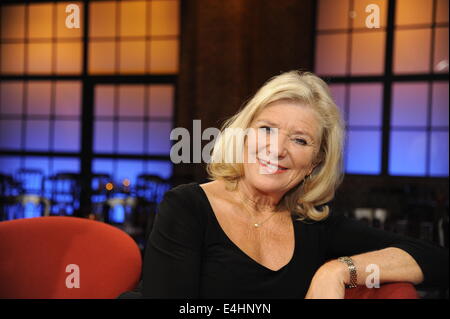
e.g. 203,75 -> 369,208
291,149 -> 316,169
245,134 -> 270,158
242,160 -> 259,179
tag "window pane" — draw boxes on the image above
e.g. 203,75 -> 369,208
391,82 -> 428,127
328,84 -> 347,121
120,0 -> 146,37
430,131 -> 449,176
432,82 -> 449,127
56,41 -> 82,74
119,85 -> 145,117
95,85 -> 115,117
118,121 -> 144,153
346,130 -> 382,174
93,158 -> 114,176
1,43 -> 24,74
144,160 -> 173,179
116,159 -> 143,186
89,1 -> 116,38
53,120 -> 80,151
0,156 -> 21,175
28,42 -> 53,74
119,40 -> 146,74
434,27 -> 449,73
56,2 -> 83,39
94,120 -> 114,153
394,29 -> 431,74
349,83 -> 383,126
317,0 -> 350,30
148,121 -> 172,154
436,0 -> 449,23
351,31 -> 385,75
55,81 -> 81,116
24,156 -> 50,177
315,33 -> 348,76
28,3 -> 53,39
149,85 -> 174,117
1,5 -> 25,40
25,120 -> 50,151
89,41 -> 116,74
389,131 -> 427,176
0,119 -> 22,150
52,157 -> 80,174
352,0 -> 388,29
27,82 -> 52,116
148,39 -> 179,73
396,0 -> 433,26
1,81 -> 23,115
150,0 -> 180,36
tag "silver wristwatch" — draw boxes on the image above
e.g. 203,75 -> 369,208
338,256 -> 358,288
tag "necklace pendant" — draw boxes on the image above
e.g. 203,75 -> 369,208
254,223 -> 260,227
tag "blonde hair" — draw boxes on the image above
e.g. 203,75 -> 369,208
206,70 -> 345,221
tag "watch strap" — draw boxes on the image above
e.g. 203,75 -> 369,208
338,256 -> 358,288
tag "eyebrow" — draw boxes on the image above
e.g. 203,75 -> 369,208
255,119 -> 316,140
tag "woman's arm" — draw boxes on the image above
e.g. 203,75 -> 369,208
305,214 -> 448,299
305,247 -> 424,299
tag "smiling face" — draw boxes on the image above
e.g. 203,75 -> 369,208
242,100 -> 322,197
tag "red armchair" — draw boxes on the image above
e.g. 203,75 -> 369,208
0,216 -> 419,299
0,216 -> 142,299
345,282 -> 419,299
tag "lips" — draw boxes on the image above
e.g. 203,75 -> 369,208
257,158 -> 289,172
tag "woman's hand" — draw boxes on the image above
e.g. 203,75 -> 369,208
305,260 -> 347,299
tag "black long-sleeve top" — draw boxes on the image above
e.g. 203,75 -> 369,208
142,182 -> 449,298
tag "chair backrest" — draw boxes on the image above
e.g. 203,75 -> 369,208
345,282 -> 419,299
0,216 -> 142,299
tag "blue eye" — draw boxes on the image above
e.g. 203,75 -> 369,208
294,138 -> 307,145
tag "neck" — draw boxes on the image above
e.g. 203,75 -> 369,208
236,180 -> 282,213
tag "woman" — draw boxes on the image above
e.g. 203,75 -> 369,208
142,71 -> 448,299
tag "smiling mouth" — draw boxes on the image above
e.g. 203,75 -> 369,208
257,158 -> 289,172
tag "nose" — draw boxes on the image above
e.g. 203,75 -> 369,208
266,130 -> 288,160
276,134 -> 288,159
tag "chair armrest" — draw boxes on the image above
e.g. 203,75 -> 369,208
344,282 -> 419,299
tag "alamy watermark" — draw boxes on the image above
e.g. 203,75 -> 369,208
65,4 -> 80,29
170,120 -> 281,174
65,264 -> 80,289
63,3 -> 380,30
365,263 -> 381,288
365,4 -> 380,29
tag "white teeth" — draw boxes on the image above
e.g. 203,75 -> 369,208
259,159 -> 287,170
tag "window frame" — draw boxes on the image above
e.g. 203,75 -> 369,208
0,0 -> 178,217
312,0 -> 449,178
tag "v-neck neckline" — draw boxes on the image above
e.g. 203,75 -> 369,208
195,182 -> 299,273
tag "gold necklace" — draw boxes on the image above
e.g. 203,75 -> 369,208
237,189 -> 277,228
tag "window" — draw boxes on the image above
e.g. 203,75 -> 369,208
315,0 -> 449,176
0,0 -> 179,219
92,83 -> 174,185
88,0 -> 179,74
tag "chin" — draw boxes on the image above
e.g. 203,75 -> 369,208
248,172 -> 295,195
243,162 -> 301,194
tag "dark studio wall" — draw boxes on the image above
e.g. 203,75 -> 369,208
175,0 -> 316,182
